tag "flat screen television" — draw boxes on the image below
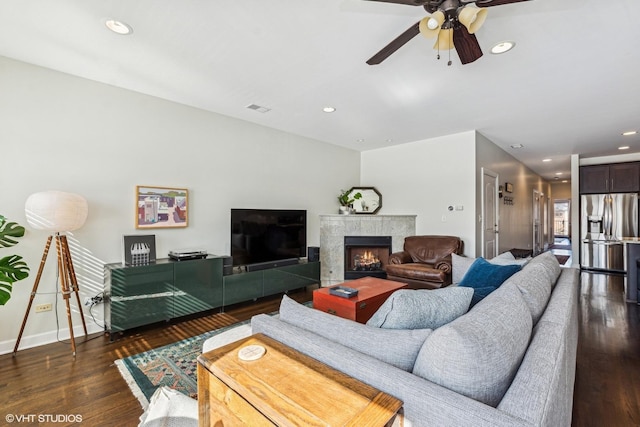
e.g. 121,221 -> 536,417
231,209 -> 307,268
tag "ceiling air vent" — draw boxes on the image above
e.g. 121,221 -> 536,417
246,104 -> 271,113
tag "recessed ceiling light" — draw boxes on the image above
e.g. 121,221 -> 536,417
491,41 -> 515,55
510,144 -> 524,149
246,103 -> 271,113
356,138 -> 365,143
105,19 -> 133,35
562,180 -> 568,183
555,172 -> 563,176
622,131 -> 637,136
323,107 -> 336,113
386,139 -> 393,143
619,146 -> 630,150
542,158 -> 552,162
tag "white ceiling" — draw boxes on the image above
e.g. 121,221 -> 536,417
1,0 -> 639,181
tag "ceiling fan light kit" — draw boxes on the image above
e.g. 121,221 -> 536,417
365,0 -> 530,66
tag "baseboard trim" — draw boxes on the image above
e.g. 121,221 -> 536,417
0,323 -> 104,356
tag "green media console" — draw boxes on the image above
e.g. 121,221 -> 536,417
105,257 -> 319,338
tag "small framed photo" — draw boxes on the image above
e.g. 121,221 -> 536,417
123,235 -> 156,266
505,182 -> 514,193
136,186 -> 188,229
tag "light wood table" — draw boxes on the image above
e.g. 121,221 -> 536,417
197,333 -> 403,426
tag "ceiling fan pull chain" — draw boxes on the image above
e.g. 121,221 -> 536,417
448,29 -> 452,66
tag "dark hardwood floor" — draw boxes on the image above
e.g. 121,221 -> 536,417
1,273 -> 638,426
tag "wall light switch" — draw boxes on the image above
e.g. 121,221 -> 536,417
441,215 -> 447,222
455,205 -> 464,211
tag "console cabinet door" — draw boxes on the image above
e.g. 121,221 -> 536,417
223,271 -> 264,306
173,258 -> 223,318
609,163 -> 640,192
108,264 -> 174,332
263,262 -> 320,296
580,165 -> 610,194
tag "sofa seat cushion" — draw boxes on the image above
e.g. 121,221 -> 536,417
412,282 -> 533,407
279,295 -> 431,371
458,258 -> 522,306
385,263 -> 446,282
366,287 -> 474,330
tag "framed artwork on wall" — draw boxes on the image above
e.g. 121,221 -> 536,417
135,186 -> 188,229
505,182 -> 514,193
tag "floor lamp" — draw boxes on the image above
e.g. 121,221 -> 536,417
14,191 -> 89,357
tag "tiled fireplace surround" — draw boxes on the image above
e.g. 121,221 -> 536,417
319,214 -> 416,286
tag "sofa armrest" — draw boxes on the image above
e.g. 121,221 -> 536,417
388,251 -> 412,265
251,314 -> 530,427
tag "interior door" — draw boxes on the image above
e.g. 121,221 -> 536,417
533,190 -> 543,255
482,168 -> 499,259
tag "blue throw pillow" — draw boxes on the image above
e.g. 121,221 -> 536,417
458,257 -> 521,305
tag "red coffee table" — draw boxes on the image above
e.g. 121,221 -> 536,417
312,277 -> 408,324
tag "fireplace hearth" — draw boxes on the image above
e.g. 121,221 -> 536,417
344,236 -> 392,280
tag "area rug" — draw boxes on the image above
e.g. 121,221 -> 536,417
555,254 -> 570,265
115,319 -> 252,409
115,302 -> 312,409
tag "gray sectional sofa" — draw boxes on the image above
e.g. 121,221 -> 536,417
251,252 -> 579,427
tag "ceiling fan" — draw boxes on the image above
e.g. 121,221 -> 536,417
366,0 -> 531,66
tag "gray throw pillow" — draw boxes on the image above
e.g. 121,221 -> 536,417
279,295 -> 431,371
366,287 -> 473,330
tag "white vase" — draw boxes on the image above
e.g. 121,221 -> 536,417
339,206 -> 350,215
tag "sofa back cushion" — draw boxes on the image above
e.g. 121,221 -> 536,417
412,282 -> 533,407
503,262 -> 554,325
279,295 -> 431,371
525,251 -> 561,287
403,235 -> 463,264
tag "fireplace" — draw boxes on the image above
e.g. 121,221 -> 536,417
344,236 -> 392,280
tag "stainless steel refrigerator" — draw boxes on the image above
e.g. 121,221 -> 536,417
581,193 -> 638,272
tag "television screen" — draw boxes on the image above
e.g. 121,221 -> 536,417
231,209 -> 307,267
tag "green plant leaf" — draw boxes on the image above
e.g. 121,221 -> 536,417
0,255 -> 30,305
0,219 -> 26,248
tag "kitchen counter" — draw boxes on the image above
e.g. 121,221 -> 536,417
621,239 -> 640,303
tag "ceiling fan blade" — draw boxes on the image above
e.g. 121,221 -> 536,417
453,25 -> 483,64
474,0 -> 531,7
363,0 -> 430,6
367,21 -> 421,65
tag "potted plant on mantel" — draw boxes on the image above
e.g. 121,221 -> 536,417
338,189 -> 362,215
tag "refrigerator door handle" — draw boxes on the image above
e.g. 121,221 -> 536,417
603,194 -> 613,237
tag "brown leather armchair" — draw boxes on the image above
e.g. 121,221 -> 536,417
384,235 -> 464,289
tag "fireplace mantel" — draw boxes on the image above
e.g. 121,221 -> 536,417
319,214 -> 416,286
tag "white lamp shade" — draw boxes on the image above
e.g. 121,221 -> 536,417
458,6 -> 487,34
419,11 -> 445,39
25,191 -> 88,232
433,28 -> 454,51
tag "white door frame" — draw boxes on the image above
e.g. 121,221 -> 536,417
481,168 -> 499,258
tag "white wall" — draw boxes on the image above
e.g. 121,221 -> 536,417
0,56 -> 361,353
360,131 -> 477,255
475,132 -> 551,255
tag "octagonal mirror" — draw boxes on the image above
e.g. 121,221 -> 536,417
348,187 -> 382,214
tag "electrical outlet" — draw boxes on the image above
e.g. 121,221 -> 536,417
35,303 -> 52,313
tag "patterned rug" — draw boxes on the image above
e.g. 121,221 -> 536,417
115,319 -> 252,409
115,302 -> 312,409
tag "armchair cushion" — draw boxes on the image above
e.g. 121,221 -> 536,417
385,236 -> 464,289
